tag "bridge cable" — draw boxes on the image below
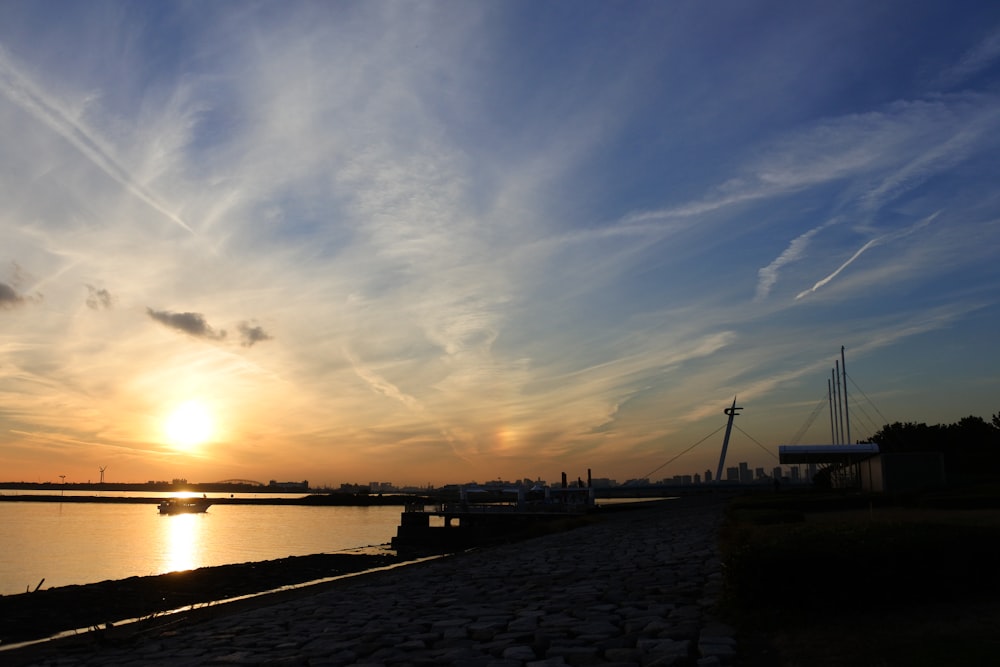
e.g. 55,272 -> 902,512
847,373 -> 889,425
845,396 -> 879,441
631,424 -> 726,483
788,394 -> 829,445
734,424 -> 780,461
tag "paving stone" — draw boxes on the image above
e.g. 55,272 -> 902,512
605,647 -> 641,662
468,619 -> 508,640
502,644 -> 538,660
546,644 -> 603,665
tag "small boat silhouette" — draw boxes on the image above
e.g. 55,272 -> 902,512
157,497 -> 212,514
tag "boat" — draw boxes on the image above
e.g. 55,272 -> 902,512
157,497 -> 212,514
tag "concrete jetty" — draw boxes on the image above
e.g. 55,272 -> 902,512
12,496 -> 736,666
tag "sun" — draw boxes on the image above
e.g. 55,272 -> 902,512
163,400 -> 214,450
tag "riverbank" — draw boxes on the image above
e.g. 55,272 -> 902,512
2,496 -> 734,666
0,551 -> 406,646
0,500 -> 668,645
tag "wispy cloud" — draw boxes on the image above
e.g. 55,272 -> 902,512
937,27 -> 1000,87
1,4 -> 998,484
0,47 -> 194,234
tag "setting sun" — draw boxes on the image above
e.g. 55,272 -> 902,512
163,401 -> 214,450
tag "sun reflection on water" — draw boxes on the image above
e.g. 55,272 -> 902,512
163,513 -> 202,573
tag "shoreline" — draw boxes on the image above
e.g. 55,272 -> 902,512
1,499 -> 679,649
0,550 -> 413,647
4,496 -> 734,666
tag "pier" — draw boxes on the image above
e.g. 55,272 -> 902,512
391,485 -> 597,554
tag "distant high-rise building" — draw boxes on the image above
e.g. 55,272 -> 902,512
726,466 -> 739,481
694,473 -> 701,484
772,466 -> 783,480
704,470 -> 713,483
739,462 -> 753,484
755,467 -> 766,480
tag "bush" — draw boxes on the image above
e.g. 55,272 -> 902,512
722,519 -> 1000,614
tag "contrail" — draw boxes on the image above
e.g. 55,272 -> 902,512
796,238 -> 879,300
794,210 -> 940,301
0,48 -> 193,234
755,220 -> 832,301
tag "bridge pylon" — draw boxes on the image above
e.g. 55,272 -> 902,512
715,396 -> 742,482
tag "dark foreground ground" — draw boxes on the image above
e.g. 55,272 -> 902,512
722,490 -> 1000,665
0,552 -> 405,646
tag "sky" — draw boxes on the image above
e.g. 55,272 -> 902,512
1,1 -> 999,488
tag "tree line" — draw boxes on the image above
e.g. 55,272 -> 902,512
869,412 -> 1000,483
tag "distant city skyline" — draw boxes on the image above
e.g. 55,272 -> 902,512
2,2 -> 999,486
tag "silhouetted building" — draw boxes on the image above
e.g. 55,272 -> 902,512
269,480 -> 308,491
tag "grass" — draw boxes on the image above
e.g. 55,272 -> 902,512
719,489 -> 1000,666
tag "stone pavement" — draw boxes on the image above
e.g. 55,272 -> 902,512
14,496 -> 737,666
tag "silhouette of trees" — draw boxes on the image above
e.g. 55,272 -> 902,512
871,415 -> 999,451
870,413 -> 1000,483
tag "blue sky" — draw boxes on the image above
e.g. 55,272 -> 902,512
1,1 -> 998,486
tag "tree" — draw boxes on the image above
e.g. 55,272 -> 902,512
869,422 -> 940,453
870,414 -> 1000,484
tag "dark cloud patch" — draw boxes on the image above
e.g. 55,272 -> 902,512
85,285 -> 114,310
147,308 -> 226,341
0,282 -> 37,310
238,321 -> 273,347
0,282 -> 26,309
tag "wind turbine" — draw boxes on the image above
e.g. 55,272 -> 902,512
99,466 -> 108,485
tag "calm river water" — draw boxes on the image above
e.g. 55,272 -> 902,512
0,495 -> 405,596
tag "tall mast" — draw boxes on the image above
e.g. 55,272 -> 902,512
830,369 -> 841,444
835,360 -> 846,445
828,378 -> 837,444
841,346 -> 851,445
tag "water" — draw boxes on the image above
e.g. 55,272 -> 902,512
0,500 -> 404,596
